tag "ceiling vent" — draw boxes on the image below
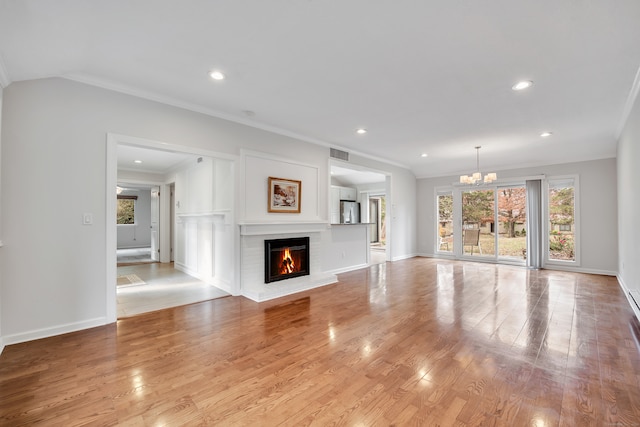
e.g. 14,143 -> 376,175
330,148 -> 349,162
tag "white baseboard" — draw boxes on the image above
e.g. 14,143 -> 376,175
327,263 -> 369,275
618,275 -> 640,322
0,336 -> 4,355
242,273 -> 337,302
391,253 -> 418,262
542,264 -> 617,276
2,317 -> 108,346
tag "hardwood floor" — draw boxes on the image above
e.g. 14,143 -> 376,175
2,258 -> 640,426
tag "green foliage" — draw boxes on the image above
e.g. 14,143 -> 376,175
438,194 -> 453,221
498,187 -> 526,238
549,187 -> 574,225
117,199 -> 135,224
549,234 -> 574,260
462,190 -> 494,225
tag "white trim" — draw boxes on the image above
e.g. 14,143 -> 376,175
419,254 -> 616,276
111,133 -> 237,162
543,174 -> 580,267
239,221 -> 328,236
617,63 -> 640,139
106,135 -> 118,323
618,275 -> 640,322
0,336 -> 4,355
107,133 -> 241,318
2,317 -> 107,346
391,253 -> 417,262
326,263 -> 370,275
241,149 -> 323,221
452,174 -> 546,188
241,273 -> 338,302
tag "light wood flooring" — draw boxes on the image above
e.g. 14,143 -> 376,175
117,263 -> 230,318
2,258 -> 640,425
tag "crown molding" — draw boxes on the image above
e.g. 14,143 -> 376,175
617,63 -> 640,139
64,73 -> 411,172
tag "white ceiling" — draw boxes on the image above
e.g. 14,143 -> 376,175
2,1 -> 640,178
117,144 -> 198,175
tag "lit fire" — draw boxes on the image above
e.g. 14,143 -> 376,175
280,248 -> 295,274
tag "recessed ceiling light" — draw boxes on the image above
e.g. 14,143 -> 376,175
209,70 -> 226,80
512,80 -> 533,91
134,160 -> 143,164
356,128 -> 367,135
540,132 -> 553,137
421,153 -> 428,158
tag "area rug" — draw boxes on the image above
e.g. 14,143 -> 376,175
117,274 -> 146,287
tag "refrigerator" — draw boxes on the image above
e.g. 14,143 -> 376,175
340,200 -> 360,224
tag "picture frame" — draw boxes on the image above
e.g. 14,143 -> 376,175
268,177 -> 301,213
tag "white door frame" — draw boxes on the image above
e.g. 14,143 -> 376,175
106,133 -> 238,323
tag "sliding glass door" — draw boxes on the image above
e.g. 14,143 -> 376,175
435,176 -> 579,268
497,186 -> 527,262
436,184 -> 528,265
461,188 -> 495,257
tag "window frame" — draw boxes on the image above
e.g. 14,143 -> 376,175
434,187 -> 454,255
543,175 -> 580,266
117,194 -> 138,226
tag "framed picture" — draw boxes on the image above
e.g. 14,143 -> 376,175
268,177 -> 301,213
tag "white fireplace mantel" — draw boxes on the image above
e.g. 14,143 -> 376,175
238,221 -> 329,236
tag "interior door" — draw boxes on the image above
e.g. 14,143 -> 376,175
150,186 -> 160,262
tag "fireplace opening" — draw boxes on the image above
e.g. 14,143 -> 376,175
264,237 -> 310,283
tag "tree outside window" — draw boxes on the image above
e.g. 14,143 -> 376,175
548,181 -> 575,261
117,195 -> 137,225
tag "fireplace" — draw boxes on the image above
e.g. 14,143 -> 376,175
264,237 -> 310,283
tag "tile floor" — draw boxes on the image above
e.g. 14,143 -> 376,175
116,262 -> 230,318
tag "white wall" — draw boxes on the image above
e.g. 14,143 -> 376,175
173,156 -> 234,291
0,77 -> 417,344
346,154 -> 417,261
617,87 -> 640,313
242,150 -> 321,222
322,224 -> 370,272
417,158 -> 618,274
116,189 -> 151,248
0,84 -> 4,353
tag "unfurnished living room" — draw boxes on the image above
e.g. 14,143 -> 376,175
1,1 -> 640,425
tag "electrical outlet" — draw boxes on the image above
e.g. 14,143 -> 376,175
82,213 -> 93,225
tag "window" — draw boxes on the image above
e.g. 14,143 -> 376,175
547,177 -> 577,262
462,188 -> 494,256
117,195 -> 137,225
436,191 -> 453,253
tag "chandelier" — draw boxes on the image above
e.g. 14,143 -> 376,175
459,146 -> 497,185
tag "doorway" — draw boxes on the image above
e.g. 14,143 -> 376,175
436,184 -> 528,265
329,161 -> 390,265
107,134 -> 236,321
